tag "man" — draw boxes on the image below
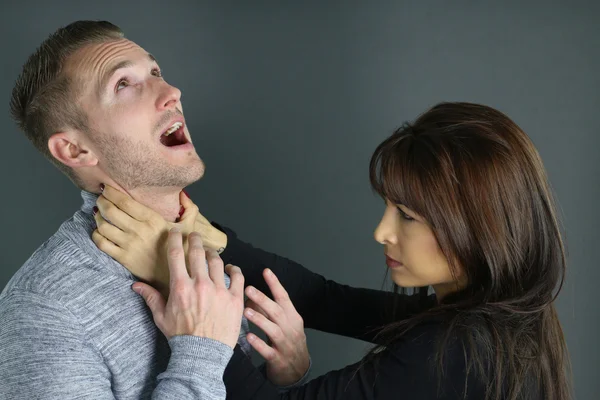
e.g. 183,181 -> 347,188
1,20 -> 310,399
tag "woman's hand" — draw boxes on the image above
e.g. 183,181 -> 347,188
92,184 -> 199,295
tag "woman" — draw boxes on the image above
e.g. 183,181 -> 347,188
92,102 -> 572,399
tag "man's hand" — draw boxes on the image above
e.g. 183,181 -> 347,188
244,268 -> 310,387
131,228 -> 245,348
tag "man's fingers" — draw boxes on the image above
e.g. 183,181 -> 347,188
188,232 -> 208,279
101,184 -> 156,222
226,264 -> 245,298
263,269 -> 292,305
206,249 -> 225,287
245,298 -> 268,318
166,228 -> 189,283
245,286 -> 282,323
244,307 -> 283,343
132,282 -> 166,326
247,333 -> 277,362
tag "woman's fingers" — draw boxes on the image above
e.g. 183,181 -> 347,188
96,195 -> 139,234
101,184 -> 157,223
93,209 -> 128,247
92,229 -> 125,261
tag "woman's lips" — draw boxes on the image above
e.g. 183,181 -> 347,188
385,255 -> 403,269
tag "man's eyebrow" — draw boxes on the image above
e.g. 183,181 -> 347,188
99,53 -> 158,92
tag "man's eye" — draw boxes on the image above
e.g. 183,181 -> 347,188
152,68 -> 162,77
116,78 -> 129,91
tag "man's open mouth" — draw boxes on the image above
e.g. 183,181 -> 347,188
160,122 -> 189,147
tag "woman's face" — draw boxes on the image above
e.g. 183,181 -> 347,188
374,199 -> 463,298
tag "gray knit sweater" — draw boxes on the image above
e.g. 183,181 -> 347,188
0,191 -> 251,399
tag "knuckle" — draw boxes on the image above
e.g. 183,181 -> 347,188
292,329 -> 306,342
272,308 -> 283,321
118,198 -> 132,211
147,215 -> 163,229
208,252 -> 224,265
194,279 -> 211,292
167,247 -> 184,259
145,293 -> 156,305
271,327 -> 283,341
96,220 -> 108,234
171,282 -> 188,297
188,245 -> 204,260
95,237 -> 109,251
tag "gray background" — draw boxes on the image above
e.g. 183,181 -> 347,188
1,1 -> 598,398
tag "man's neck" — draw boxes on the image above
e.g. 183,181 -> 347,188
124,187 -> 182,222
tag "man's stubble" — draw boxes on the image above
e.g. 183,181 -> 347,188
90,129 -> 204,190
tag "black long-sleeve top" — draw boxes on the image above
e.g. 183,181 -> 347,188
215,223 -> 485,399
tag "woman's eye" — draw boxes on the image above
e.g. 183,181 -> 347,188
397,207 -> 414,221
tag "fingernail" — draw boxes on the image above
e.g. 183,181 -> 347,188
178,205 -> 185,218
131,284 -> 141,294
245,308 -> 254,317
265,268 -> 273,276
170,226 -> 181,233
247,287 -> 255,296
182,189 -> 190,198
247,334 -> 255,343
100,183 -> 105,192
93,206 -> 98,215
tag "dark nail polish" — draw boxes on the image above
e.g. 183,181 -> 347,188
93,206 -> 98,215
100,183 -> 105,192
178,205 -> 185,217
182,189 -> 190,198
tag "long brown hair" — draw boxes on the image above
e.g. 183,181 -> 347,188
368,102 -> 571,400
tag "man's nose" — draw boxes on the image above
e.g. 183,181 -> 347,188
156,83 -> 181,111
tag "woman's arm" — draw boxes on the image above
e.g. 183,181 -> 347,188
223,322 -> 471,400
213,223 -> 435,344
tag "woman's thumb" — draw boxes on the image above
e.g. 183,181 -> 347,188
179,189 -> 194,209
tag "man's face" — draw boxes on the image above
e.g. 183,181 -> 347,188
69,39 -> 204,190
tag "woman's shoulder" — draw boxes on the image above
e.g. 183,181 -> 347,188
389,311 -> 492,358
367,318 -> 487,399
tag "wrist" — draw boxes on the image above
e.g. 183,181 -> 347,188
207,228 -> 228,254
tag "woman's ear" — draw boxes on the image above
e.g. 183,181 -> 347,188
48,132 -> 98,169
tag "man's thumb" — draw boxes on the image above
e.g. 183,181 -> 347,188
132,282 -> 166,319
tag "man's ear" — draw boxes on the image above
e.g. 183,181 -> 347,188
48,132 -> 98,169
